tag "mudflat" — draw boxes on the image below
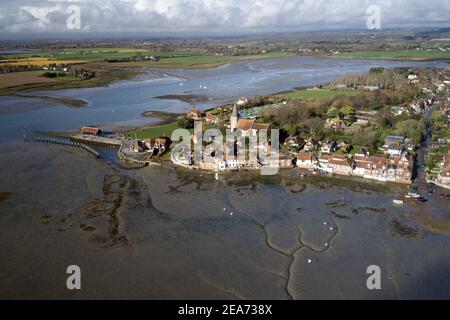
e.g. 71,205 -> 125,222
1,142 -> 450,299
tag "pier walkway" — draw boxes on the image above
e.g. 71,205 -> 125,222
33,136 -> 100,158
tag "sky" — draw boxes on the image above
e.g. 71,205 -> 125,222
0,0 -> 449,37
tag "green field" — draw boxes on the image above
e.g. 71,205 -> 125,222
284,89 -> 358,100
334,50 -> 450,60
127,122 -> 182,139
2,48 -> 292,69
53,48 -> 183,61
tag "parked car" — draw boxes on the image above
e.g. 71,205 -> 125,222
446,194 -> 450,200
417,197 -> 428,203
440,192 -> 445,199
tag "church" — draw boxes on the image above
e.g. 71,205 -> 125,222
229,104 -> 270,137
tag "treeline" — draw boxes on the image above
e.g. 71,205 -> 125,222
0,65 -> 42,74
334,68 -> 408,90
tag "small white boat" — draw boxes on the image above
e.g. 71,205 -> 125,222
393,199 -> 404,205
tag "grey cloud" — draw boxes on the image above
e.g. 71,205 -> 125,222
0,0 -> 449,34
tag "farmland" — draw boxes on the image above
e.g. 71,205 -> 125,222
333,50 -> 450,60
0,57 -> 87,67
1,48 -> 291,68
0,71 -> 55,89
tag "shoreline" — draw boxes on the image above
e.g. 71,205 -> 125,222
11,93 -> 88,108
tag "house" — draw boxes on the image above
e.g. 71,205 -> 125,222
408,74 -> 419,84
252,123 -> 270,132
386,144 -> 403,157
142,137 -> 171,153
304,139 -> 318,152
320,141 -> 337,154
353,155 -> 413,184
438,168 -> 450,184
336,141 -> 350,152
317,154 -> 331,169
80,127 -> 102,136
296,152 -> 317,169
205,111 -> 218,124
384,135 -> 405,146
438,151 -> 450,185
284,136 -> 304,148
235,118 -> 256,135
354,148 -> 369,158
391,106 -> 409,116
263,154 -> 294,168
279,155 -> 294,168
326,155 -> 354,175
187,106 -> 202,120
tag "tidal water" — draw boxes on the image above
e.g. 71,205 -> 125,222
0,55 -> 448,141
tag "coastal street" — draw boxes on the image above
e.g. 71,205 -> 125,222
413,106 -> 434,188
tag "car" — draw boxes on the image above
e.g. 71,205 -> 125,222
408,192 -> 421,198
440,192 -> 445,198
412,186 -> 418,192
428,188 -> 435,196
417,197 -> 428,203
446,194 -> 450,200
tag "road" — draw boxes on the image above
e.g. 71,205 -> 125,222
413,106 -> 434,185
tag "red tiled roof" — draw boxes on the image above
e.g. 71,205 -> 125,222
80,127 -> 100,135
252,123 -> 270,130
297,152 -> 315,161
236,119 -> 255,131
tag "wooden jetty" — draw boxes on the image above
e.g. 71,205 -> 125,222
33,136 -> 100,158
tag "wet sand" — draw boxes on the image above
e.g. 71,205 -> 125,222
0,142 -> 450,299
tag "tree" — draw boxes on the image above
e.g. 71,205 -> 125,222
177,116 -> 194,129
352,128 -> 379,148
339,106 -> 355,116
327,106 -> 339,118
376,107 -> 395,129
394,119 -> 424,144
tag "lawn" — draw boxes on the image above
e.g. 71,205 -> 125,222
334,50 -> 450,60
127,123 -> 183,139
284,89 -> 358,100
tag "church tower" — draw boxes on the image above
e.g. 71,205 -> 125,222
230,104 -> 239,130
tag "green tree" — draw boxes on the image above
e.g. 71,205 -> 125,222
339,106 -> 355,116
327,106 -> 339,118
177,116 -> 194,129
